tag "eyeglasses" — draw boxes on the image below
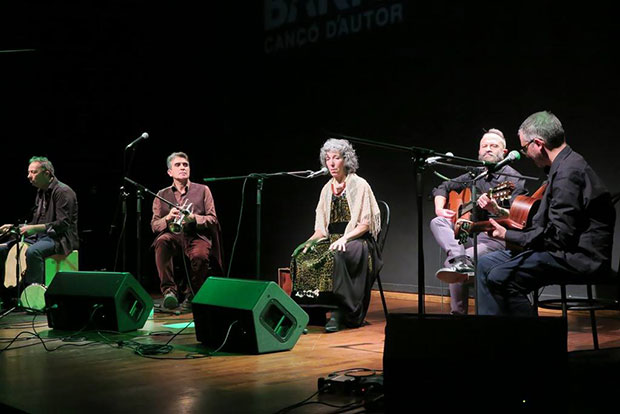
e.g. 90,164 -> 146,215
520,139 -> 535,155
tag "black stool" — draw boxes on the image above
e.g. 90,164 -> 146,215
533,192 -> 620,350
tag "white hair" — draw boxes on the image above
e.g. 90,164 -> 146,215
319,138 -> 359,173
166,152 -> 189,169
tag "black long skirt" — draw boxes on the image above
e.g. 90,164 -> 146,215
291,234 -> 382,327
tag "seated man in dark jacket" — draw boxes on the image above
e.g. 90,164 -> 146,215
478,111 -> 615,316
1,156 -> 79,294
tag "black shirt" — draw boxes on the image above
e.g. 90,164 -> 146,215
506,146 -> 615,275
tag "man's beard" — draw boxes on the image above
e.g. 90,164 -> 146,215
479,153 -> 503,163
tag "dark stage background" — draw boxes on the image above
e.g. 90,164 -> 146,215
2,1 -> 619,299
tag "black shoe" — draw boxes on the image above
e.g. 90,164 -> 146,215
163,291 -> 179,310
436,255 -> 475,283
325,310 -> 343,333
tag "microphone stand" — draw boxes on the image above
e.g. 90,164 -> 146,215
325,132 -> 485,316
110,148 -> 134,272
109,133 -> 148,277
470,172 -> 480,315
136,186 -> 144,284
120,186 -> 128,272
203,170 -> 313,280
124,144 -> 141,282
123,177 -> 179,215
14,233 -> 25,310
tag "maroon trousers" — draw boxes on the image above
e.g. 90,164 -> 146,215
153,232 -> 212,298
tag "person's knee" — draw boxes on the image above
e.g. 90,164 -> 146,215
430,216 -> 450,231
476,254 -> 494,276
25,246 -> 44,261
154,234 -> 178,251
485,268 -> 513,294
190,252 -> 209,264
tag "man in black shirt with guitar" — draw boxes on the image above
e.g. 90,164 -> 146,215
430,129 -> 528,315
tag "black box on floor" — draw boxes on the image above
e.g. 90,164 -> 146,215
383,313 -> 568,413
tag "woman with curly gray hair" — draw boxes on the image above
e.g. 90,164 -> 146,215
290,138 -> 383,332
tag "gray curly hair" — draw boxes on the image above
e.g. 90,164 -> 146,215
319,138 -> 359,174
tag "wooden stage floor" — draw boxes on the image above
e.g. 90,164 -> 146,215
1,290 -> 619,413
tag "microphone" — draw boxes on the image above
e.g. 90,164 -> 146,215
425,152 -> 454,165
125,132 -> 149,150
485,150 -> 521,173
307,167 -> 328,179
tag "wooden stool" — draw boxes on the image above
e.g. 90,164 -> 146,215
44,250 -> 79,286
277,267 -> 292,296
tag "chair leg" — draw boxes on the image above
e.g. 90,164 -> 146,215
375,273 -> 389,320
587,284 -> 600,350
560,285 -> 568,319
532,289 -> 540,316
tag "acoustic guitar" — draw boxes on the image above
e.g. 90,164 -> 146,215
447,181 -> 515,224
454,183 -> 548,244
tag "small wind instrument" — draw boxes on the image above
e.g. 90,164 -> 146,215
168,199 -> 193,234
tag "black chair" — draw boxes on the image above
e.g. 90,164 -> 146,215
533,192 -> 620,350
375,200 -> 391,319
377,200 -> 391,254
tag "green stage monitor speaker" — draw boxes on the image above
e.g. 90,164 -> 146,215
45,271 -> 153,333
383,314 -> 567,412
192,277 -> 309,354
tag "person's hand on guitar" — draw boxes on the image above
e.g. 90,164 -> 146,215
478,193 -> 509,217
0,224 -> 12,235
487,218 -> 507,240
477,193 -> 498,212
19,224 -> 45,237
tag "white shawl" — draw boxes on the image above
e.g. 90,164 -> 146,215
314,173 -> 381,240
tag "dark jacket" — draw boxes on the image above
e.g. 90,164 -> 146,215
506,146 -> 615,275
31,178 -> 79,255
